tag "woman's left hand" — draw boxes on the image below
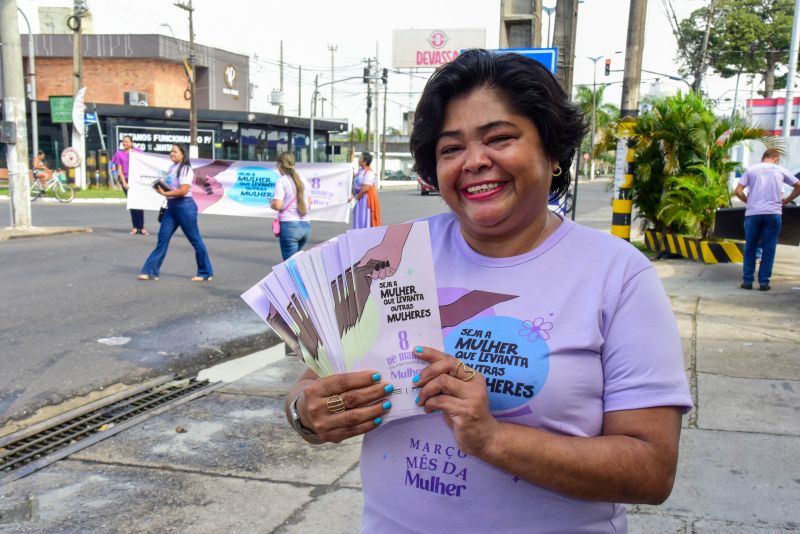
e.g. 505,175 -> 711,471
413,346 -> 500,457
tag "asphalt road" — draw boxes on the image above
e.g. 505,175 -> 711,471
0,181 -> 612,428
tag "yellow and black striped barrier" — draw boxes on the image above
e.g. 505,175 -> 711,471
611,123 -> 636,241
644,229 -> 744,264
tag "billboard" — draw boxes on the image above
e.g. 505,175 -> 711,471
392,29 -> 486,68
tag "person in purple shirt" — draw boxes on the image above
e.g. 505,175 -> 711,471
112,135 -> 148,235
284,50 -> 691,533
735,148 -> 800,291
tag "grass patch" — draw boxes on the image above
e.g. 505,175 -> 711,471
632,240 -> 656,259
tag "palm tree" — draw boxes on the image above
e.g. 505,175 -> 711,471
574,85 -> 619,177
613,91 -> 774,234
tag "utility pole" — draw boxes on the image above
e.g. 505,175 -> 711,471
782,0 -> 800,141
0,0 -> 32,227
279,41 -> 284,116
72,0 -> 84,98
612,0 -> 647,242
298,66 -> 302,116
175,0 -> 197,158
71,0 -> 86,189
373,46 -> 379,168
381,68 -> 388,185
552,0 -> 579,94
328,44 -> 337,118
18,7 -> 37,159
365,58 -> 372,152
588,55 -> 603,181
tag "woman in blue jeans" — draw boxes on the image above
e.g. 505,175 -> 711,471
270,152 -> 311,260
138,144 -> 213,281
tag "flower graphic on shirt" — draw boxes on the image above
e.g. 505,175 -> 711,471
518,317 -> 553,342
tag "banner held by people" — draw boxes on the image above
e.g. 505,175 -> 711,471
128,152 -> 352,223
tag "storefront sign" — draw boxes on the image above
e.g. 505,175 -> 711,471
114,125 -> 216,154
392,29 -> 485,68
127,152 -> 352,223
49,96 -> 74,124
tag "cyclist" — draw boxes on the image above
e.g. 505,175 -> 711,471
32,150 -> 52,189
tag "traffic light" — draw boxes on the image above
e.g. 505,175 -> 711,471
382,68 -> 388,84
604,58 -> 611,76
363,67 -> 370,83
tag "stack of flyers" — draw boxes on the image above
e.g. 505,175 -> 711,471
242,221 -> 444,422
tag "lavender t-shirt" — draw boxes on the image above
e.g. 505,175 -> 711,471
738,162 -> 798,216
272,174 -> 310,222
359,213 -> 692,534
110,147 -> 143,178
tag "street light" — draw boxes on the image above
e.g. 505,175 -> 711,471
543,5 -> 556,48
587,55 -> 604,180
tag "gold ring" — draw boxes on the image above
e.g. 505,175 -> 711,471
326,394 -> 346,414
455,361 -> 476,382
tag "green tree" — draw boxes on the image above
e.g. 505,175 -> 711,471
574,84 -> 619,176
667,0 -> 794,97
617,91 -> 772,234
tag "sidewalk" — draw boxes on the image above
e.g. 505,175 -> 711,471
1,245 -> 798,533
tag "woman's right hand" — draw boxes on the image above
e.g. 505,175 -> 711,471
297,370 -> 394,443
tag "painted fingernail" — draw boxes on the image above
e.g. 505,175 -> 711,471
384,384 -> 394,394
374,417 -> 383,425
383,401 -> 392,410
415,395 -> 420,404
415,346 -> 423,353
372,373 -> 381,382
412,374 -> 420,384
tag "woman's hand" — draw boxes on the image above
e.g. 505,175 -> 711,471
413,346 -> 500,457
298,370 -> 394,443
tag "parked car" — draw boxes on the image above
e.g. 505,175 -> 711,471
417,175 -> 438,195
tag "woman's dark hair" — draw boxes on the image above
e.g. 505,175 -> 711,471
173,144 -> 191,179
410,49 -> 588,200
361,152 -> 373,166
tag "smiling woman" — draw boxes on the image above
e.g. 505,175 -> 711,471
284,49 -> 692,534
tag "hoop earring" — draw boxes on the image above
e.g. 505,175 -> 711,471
552,166 -> 563,177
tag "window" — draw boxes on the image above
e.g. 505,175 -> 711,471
241,127 -> 267,161
292,132 -> 310,162
268,129 -> 289,161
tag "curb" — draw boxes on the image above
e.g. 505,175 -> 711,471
0,227 -> 93,241
0,196 -> 126,205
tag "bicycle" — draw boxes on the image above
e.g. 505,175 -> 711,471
31,171 -> 75,203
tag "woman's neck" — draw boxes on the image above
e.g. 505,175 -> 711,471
461,211 -> 562,258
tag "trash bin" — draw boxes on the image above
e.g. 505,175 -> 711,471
98,149 -> 110,187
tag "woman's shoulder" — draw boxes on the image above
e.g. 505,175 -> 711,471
564,221 -> 652,272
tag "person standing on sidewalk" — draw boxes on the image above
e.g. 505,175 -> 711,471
112,135 -> 148,235
270,151 -> 312,260
350,152 -> 381,228
138,144 -> 213,282
735,148 -> 800,291
285,50 -> 692,532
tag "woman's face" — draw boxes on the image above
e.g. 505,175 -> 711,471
122,137 -> 132,151
434,86 -> 556,242
170,145 -> 183,164
358,157 -> 366,168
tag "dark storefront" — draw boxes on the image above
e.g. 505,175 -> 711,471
2,101 -> 346,174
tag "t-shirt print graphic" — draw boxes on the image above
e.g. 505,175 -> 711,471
439,288 -> 551,416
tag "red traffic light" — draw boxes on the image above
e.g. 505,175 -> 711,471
604,59 -> 611,76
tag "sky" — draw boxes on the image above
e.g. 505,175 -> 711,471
16,0 -> 746,130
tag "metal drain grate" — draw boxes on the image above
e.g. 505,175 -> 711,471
0,375 -> 220,485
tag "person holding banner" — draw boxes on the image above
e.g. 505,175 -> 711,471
271,151 -> 312,260
138,144 -> 213,282
286,50 -> 691,532
351,152 -> 381,228
112,135 -> 148,235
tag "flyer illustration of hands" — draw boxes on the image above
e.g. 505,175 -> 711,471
242,222 -> 444,422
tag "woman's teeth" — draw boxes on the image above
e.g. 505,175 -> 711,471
466,183 -> 500,194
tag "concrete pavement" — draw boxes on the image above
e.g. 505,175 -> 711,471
1,239 -> 799,532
